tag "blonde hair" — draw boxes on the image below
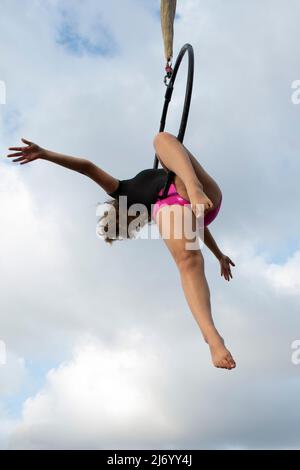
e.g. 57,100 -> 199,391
96,198 -> 151,244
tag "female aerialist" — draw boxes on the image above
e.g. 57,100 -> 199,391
7,132 -> 236,369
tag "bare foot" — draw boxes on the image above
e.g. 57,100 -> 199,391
207,334 -> 236,370
187,187 -> 214,219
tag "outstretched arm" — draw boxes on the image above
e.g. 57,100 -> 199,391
203,226 -> 223,260
204,227 -> 235,281
7,138 -> 119,194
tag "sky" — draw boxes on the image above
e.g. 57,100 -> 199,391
0,0 -> 300,450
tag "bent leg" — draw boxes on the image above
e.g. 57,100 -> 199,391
153,132 -> 214,217
181,143 -> 222,208
153,132 -> 202,192
153,132 -> 222,209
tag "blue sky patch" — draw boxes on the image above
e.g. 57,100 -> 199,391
56,10 -> 118,58
0,357 -> 62,419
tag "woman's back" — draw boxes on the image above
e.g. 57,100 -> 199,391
108,168 -> 168,212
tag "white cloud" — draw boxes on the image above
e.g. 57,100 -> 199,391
0,349 -> 26,397
0,349 -> 27,450
0,411 -> 18,451
9,333 -> 178,450
6,315 -> 300,449
264,251 -> 300,294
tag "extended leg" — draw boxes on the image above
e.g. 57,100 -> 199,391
156,204 -> 236,370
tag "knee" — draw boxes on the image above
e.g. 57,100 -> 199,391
153,131 -> 174,148
175,249 -> 204,273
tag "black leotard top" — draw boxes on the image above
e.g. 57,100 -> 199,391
107,168 -> 169,213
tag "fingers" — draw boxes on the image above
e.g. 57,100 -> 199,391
9,146 -> 31,153
221,267 -> 228,281
8,138 -> 33,152
12,156 -> 27,163
7,152 -> 38,163
7,152 -> 23,158
225,267 -> 232,280
221,257 -> 235,280
221,266 -> 232,281
7,139 -> 38,164
8,146 -> 27,151
12,154 -> 37,163
21,138 -> 32,145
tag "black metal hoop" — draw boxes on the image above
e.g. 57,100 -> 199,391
153,43 -> 194,198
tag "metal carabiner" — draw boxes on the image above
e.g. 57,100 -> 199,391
163,59 -> 173,86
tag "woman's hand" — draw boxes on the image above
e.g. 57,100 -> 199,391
7,138 -> 45,165
218,254 -> 235,281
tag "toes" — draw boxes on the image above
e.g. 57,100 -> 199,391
226,353 -> 236,369
220,359 -> 230,369
213,354 -> 236,370
213,361 -> 221,369
220,358 -> 236,370
213,359 -> 229,369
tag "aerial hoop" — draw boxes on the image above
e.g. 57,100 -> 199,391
153,43 -> 194,198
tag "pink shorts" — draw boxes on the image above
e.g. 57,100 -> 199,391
152,183 -> 222,226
